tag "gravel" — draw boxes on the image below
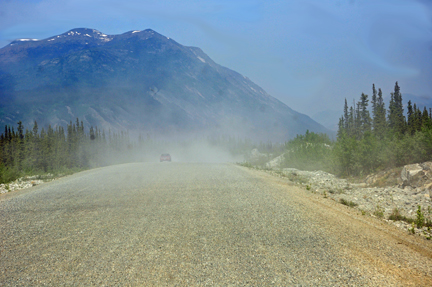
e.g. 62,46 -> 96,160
1,163 -> 431,286
266,167 -> 432,239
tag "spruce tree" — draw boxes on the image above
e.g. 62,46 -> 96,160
407,100 -> 414,135
16,121 -> 25,167
394,82 -> 405,134
359,93 -> 371,134
412,104 -> 420,132
374,88 -> 386,138
337,117 -> 345,138
371,84 -> 378,131
343,98 -> 349,130
348,105 -> 355,137
388,82 -> 405,136
422,107 -> 431,129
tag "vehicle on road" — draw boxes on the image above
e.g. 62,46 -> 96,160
160,153 -> 171,162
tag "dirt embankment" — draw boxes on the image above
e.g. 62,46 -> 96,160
261,164 -> 432,240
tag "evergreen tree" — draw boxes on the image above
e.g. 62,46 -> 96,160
374,88 -> 386,138
354,101 -> 361,139
343,98 -> 349,130
407,100 -> 414,135
422,107 -> 431,129
16,121 -> 25,167
413,104 -> 421,132
348,105 -> 355,137
337,117 -> 344,138
388,82 -> 405,135
371,84 -> 378,131
359,93 -> 371,134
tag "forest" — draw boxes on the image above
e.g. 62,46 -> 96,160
0,119 -> 133,183
282,82 -> 432,176
1,81 -> 431,184
0,118 -> 252,184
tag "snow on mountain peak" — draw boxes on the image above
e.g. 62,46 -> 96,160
8,38 -> 39,46
16,39 -> 39,42
59,28 -> 113,42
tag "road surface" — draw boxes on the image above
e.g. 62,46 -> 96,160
1,163 -> 431,286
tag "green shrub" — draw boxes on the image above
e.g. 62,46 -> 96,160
416,205 -> 425,229
409,222 -> 416,234
339,198 -> 358,207
238,162 -> 253,168
0,165 -> 22,184
373,205 -> 384,218
388,208 -> 414,223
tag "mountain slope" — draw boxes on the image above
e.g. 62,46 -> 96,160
0,28 -> 329,141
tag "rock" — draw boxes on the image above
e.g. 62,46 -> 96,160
0,177 -> 48,194
420,161 -> 432,172
250,148 -> 262,158
246,149 -> 269,165
397,177 -> 403,185
266,153 -> 285,169
257,160 -> 432,239
365,174 -> 377,185
401,163 -> 423,186
422,182 -> 432,199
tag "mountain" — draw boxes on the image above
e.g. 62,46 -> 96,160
398,93 -> 432,112
312,110 -> 340,133
0,28 -> 329,141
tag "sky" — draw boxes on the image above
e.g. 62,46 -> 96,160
1,0 -> 431,124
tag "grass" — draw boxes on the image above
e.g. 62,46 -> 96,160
373,205 -> 385,218
388,208 -> 414,224
237,161 -> 253,168
287,174 -> 308,184
328,188 -> 344,194
387,207 -> 432,229
339,198 -> 358,208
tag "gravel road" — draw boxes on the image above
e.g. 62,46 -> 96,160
1,163 -> 431,286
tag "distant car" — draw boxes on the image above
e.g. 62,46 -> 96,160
160,153 -> 171,162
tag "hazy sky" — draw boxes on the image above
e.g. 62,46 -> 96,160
1,0 -> 431,118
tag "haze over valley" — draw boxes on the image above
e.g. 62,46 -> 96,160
2,2 -> 432,285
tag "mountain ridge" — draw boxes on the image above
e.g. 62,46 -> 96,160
0,28 -> 330,141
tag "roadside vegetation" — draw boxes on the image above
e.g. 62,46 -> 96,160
335,82 -> 432,176
0,118 -> 254,185
2,81 -> 432,189
239,82 -> 432,239
0,119 -> 133,184
246,82 -> 432,178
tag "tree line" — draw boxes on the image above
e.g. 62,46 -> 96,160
3,82 -> 430,184
278,82 -> 432,176
0,119 -> 256,184
335,82 -> 432,175
0,119 -> 134,183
